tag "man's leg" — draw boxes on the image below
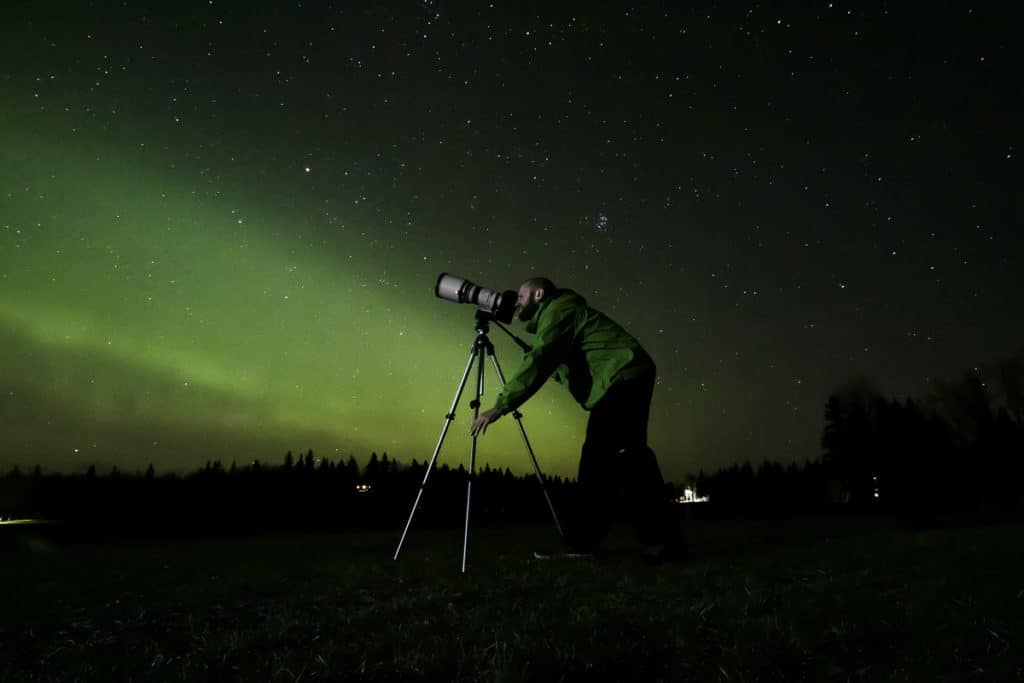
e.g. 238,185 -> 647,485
623,446 -> 685,556
564,403 -> 618,553
603,374 -> 686,556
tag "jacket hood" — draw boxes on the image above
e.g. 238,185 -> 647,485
524,289 -> 586,333
553,288 -> 586,307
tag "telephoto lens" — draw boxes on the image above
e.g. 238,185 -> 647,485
435,273 -> 516,323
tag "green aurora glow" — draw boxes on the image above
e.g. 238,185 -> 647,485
1,125 -> 608,478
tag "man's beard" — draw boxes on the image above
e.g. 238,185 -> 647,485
517,301 -> 537,322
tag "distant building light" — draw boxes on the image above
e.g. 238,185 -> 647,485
676,487 -> 709,504
355,483 -> 372,493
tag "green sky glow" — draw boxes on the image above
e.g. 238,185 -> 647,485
1,125 -> 593,478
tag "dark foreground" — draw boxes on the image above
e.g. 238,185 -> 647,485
1,516 -> 1021,682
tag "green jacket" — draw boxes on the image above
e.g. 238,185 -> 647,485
491,289 -> 655,415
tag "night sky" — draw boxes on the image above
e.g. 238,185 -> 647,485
1,2 -> 1020,481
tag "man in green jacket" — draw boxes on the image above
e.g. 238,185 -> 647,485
470,277 -> 685,561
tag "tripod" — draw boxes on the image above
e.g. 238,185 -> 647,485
393,310 -> 564,572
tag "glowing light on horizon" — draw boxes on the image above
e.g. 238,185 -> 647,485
0,518 -> 45,525
677,487 -> 709,504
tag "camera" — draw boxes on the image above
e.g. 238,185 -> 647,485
435,273 -> 516,324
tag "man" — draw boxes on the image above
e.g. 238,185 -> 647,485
470,277 -> 685,562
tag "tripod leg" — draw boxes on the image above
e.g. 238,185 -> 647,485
488,353 -> 565,539
393,345 -> 478,561
461,339 -> 487,573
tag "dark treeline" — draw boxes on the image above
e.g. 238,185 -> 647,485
816,356 -> 1024,520
695,356 -> 1024,520
2,357 -> 1022,531
689,460 -> 831,515
0,450 -> 578,533
1,450 -> 828,532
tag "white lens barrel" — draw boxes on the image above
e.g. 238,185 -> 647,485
435,273 -> 468,303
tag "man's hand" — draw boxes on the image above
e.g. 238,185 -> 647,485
470,409 -> 502,437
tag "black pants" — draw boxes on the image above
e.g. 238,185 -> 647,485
565,373 -> 681,552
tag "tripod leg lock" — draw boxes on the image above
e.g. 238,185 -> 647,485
512,410 -> 523,419
469,399 -> 480,409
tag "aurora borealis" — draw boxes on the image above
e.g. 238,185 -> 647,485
1,3 -> 1020,481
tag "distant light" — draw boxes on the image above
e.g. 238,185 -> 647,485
0,518 -> 44,526
677,487 -> 709,504
355,483 -> 372,493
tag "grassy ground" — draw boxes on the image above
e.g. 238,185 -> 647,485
1,516 -> 1021,682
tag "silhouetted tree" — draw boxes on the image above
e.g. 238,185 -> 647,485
345,455 -> 360,481
990,355 -> 1024,424
821,377 -> 885,503
365,452 -> 380,484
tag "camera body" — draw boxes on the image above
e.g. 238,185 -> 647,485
435,273 -> 517,324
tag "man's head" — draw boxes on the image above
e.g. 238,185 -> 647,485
516,277 -> 557,322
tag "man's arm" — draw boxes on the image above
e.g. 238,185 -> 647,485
492,308 -> 575,415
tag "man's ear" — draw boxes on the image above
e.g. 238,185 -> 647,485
533,288 -> 545,302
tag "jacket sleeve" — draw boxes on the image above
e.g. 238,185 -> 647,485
492,307 -> 575,415
552,363 -> 569,385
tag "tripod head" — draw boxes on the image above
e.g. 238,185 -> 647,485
473,310 -> 531,352
473,309 -> 494,334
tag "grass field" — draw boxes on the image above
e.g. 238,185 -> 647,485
2,516 -> 1021,682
